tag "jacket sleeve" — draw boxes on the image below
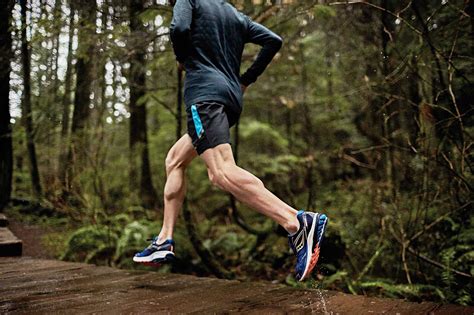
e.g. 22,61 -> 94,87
170,0 -> 194,63
240,16 -> 283,87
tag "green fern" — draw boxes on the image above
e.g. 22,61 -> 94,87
358,281 -> 446,301
321,270 -> 348,287
113,220 -> 150,264
455,289 -> 472,306
85,244 -> 115,264
441,248 -> 456,288
61,225 -> 117,262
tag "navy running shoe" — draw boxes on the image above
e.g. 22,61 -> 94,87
133,237 -> 175,266
288,210 -> 328,281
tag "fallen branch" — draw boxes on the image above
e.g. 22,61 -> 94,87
356,244 -> 386,281
389,220 -> 472,280
406,246 -> 472,279
342,153 -> 376,169
409,202 -> 472,243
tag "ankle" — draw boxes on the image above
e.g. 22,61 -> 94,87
157,233 -> 172,244
284,216 -> 300,235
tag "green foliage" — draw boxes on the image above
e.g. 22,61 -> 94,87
358,281 -> 446,301
240,120 -> 289,154
139,8 -> 161,24
61,225 -> 115,263
7,0 -> 473,307
313,5 -> 336,20
114,221 -> 150,265
60,211 -> 157,267
441,248 -> 456,288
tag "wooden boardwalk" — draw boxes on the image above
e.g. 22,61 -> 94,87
0,257 -> 472,314
0,213 -> 22,257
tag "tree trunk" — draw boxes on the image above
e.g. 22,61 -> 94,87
98,0 -> 109,123
381,0 -> 397,198
52,0 -> 62,103
0,0 -> 14,210
21,0 -> 42,199
128,0 -> 158,208
66,0 -> 97,191
58,6 -> 75,186
299,43 -> 317,210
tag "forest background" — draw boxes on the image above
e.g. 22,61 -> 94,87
0,0 -> 472,305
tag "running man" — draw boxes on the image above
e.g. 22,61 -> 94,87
133,0 -> 328,281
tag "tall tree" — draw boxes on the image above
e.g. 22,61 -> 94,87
0,0 -> 14,210
20,0 -> 42,199
128,0 -> 158,208
52,0 -> 62,102
67,0 -> 97,191
380,0 -> 397,198
58,5 -> 76,186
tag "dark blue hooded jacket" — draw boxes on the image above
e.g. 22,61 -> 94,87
170,0 -> 282,112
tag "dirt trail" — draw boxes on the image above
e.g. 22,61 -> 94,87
8,220 -> 56,259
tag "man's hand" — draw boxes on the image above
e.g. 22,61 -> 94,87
241,84 -> 247,94
177,62 -> 185,72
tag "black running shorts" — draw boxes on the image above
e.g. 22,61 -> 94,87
186,100 -> 241,155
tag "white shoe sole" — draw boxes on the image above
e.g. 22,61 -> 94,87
133,250 -> 174,263
299,213 -> 317,281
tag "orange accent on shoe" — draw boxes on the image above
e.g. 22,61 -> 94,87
306,245 -> 321,277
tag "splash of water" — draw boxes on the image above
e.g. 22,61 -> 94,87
315,288 -> 328,315
308,279 -> 329,315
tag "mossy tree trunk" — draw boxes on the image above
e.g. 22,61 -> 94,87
58,6 -> 75,187
20,0 -> 42,199
128,0 -> 158,208
66,0 -> 97,193
0,0 -> 14,210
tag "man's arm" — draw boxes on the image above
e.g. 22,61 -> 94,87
240,16 -> 283,87
170,0 -> 194,63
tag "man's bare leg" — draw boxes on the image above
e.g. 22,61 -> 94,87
200,143 -> 299,234
157,134 -> 198,243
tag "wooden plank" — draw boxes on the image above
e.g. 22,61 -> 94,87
0,227 -> 22,256
1,257 -> 473,314
0,257 -> 86,272
0,259 -> 94,284
3,274 -> 193,313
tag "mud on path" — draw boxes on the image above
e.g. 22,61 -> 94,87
1,257 -> 473,314
8,220 -> 60,259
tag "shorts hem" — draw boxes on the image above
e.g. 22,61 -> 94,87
196,138 -> 232,155
187,96 -> 231,108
